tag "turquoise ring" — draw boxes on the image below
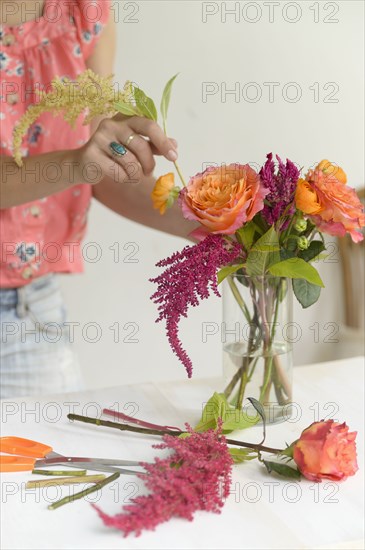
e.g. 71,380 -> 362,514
109,141 -> 127,157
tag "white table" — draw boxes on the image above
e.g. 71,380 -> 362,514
1,357 -> 364,550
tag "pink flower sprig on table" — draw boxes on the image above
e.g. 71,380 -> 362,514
93,424 -> 233,537
150,234 -> 241,377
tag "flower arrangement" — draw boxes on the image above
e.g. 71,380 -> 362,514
150,153 -> 364,413
12,70 -> 365,414
12,71 -> 361,535
147,79 -> 364,415
151,150 -> 364,360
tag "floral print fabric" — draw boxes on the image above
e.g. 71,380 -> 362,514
0,0 -> 110,287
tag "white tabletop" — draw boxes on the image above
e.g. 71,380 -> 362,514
1,357 -> 364,550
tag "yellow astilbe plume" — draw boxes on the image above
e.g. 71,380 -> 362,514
13,69 -> 133,166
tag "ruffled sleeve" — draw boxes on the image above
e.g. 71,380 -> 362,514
72,0 -> 111,59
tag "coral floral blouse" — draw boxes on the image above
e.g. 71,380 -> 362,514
0,0 -> 110,287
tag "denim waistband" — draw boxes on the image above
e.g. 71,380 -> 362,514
0,274 -> 56,309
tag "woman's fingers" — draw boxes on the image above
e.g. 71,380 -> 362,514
114,132 -> 155,176
135,138 -> 178,157
127,117 -> 178,162
81,116 -> 179,185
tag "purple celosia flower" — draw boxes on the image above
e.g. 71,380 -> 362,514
260,153 -> 300,227
93,424 -> 233,537
149,234 -> 241,377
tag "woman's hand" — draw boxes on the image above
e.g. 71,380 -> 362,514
75,114 -> 178,185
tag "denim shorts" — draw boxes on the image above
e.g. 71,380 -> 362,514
0,274 -> 83,399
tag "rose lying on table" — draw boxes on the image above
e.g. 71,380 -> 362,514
68,410 -> 358,537
291,419 -> 358,482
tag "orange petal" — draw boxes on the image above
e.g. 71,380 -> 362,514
317,160 -> 347,184
151,173 -> 175,214
295,179 -> 323,215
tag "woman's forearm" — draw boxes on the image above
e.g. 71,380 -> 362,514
93,173 -> 198,240
0,150 -> 84,209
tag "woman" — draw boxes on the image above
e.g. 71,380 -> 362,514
0,0 -> 196,398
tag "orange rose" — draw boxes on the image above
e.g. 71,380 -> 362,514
180,164 -> 268,237
151,173 -> 179,214
295,178 -> 323,215
293,420 -> 358,482
295,160 -> 365,242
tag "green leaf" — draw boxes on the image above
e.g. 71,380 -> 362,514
236,222 -> 256,250
264,460 -> 301,479
247,397 -> 266,443
298,240 -> 325,262
114,101 -> 139,117
217,264 -> 245,285
160,73 -> 179,131
245,227 -> 280,277
280,249 -> 296,261
268,258 -> 324,287
194,392 -> 226,432
133,87 -> 158,121
194,392 -> 259,433
222,408 -> 260,432
292,278 -> 321,308
229,447 -> 257,464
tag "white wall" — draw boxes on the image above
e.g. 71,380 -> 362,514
60,0 -> 364,390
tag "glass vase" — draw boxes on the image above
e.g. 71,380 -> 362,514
222,273 -> 293,424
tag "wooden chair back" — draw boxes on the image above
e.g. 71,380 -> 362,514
338,188 -> 365,328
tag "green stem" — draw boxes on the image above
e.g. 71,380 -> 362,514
280,209 -> 298,245
225,279 -> 261,407
227,277 -> 251,322
224,367 -> 244,398
247,357 -> 259,382
32,469 -> 87,476
173,160 -> 187,187
163,118 -> 187,187
260,282 -> 282,402
257,284 -> 273,403
48,472 -> 120,511
68,414 -> 183,437
67,414 -> 283,454
27,475 -> 105,489
235,365 -> 249,410
235,320 -> 257,410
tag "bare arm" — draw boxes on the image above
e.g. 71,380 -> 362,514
92,174 -> 198,238
0,150 -> 82,209
1,15 -> 177,211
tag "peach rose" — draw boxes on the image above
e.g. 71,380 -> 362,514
317,159 -> 347,184
293,420 -> 358,482
295,161 -> 365,242
151,173 -> 179,214
180,164 -> 268,237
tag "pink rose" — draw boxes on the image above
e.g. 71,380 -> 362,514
293,420 -> 358,482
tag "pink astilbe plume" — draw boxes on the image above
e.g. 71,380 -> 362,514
93,424 -> 233,537
149,234 -> 241,377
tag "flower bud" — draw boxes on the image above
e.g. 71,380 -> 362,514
294,217 -> 307,233
297,236 -> 309,250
